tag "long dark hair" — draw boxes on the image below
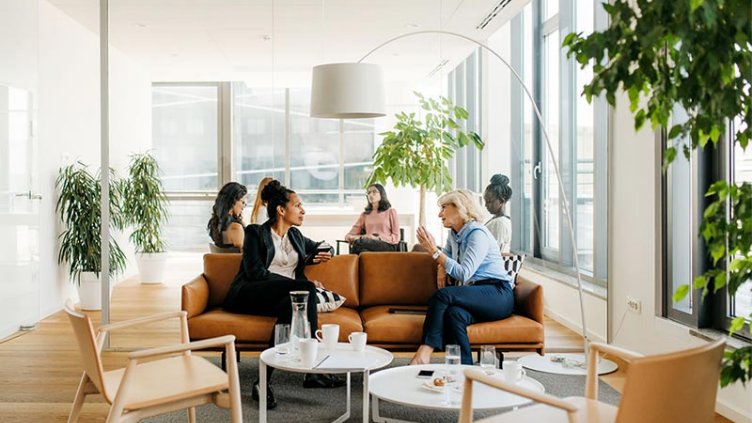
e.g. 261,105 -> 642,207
364,183 -> 392,213
262,180 -> 295,224
485,174 -> 513,209
207,182 -> 247,244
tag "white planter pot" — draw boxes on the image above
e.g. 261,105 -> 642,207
136,252 -> 167,284
78,272 -> 101,311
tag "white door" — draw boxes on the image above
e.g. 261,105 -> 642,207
0,85 -> 40,338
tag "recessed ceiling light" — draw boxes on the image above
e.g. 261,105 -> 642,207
405,23 -> 420,29
135,23 -> 147,28
262,35 -> 272,41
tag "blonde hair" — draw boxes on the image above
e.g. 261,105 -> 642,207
250,177 -> 274,224
437,189 -> 486,223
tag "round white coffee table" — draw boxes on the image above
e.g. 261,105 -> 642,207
368,364 -> 545,423
259,342 -> 393,423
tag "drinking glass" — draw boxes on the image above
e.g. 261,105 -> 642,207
274,323 -> 290,356
443,344 -> 461,405
480,345 -> 496,375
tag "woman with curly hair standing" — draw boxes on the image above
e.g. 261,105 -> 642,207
207,182 -> 248,251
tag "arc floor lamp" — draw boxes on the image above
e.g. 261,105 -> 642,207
310,30 -> 616,374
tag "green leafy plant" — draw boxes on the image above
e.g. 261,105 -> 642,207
55,162 -> 128,284
367,92 -> 484,225
123,152 -> 169,254
563,0 -> 751,386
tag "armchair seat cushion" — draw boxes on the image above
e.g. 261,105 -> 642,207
188,308 -> 276,342
467,315 -> 544,344
361,306 -> 427,344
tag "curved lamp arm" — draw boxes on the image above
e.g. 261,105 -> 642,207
360,30 -> 590,349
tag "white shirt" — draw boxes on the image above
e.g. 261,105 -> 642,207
485,215 -> 512,254
268,230 -> 299,280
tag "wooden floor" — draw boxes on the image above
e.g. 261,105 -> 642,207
0,255 -> 730,422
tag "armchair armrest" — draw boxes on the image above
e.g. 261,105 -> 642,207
98,311 -> 187,334
128,335 -> 236,360
513,276 -> 544,324
182,275 -> 210,318
459,369 -> 578,423
585,342 -> 644,399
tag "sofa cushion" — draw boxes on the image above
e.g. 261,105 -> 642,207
467,315 -> 544,344
188,308 -> 276,342
317,307 -> 363,341
359,252 -> 437,307
203,253 -> 242,307
360,306 -> 428,344
305,254 -> 359,307
315,287 -> 346,312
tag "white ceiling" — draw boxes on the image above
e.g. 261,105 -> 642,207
48,0 -> 528,85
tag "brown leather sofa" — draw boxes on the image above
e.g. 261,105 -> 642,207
182,252 -> 544,355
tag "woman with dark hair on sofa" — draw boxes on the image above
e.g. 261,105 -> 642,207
409,190 -> 514,366
483,174 -> 513,253
344,183 -> 401,254
223,180 -> 342,409
207,182 -> 248,252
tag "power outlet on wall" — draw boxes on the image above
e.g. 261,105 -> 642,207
626,296 -> 642,314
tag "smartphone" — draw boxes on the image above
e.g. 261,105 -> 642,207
416,370 -> 435,379
316,242 -> 331,253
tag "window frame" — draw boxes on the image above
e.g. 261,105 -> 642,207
508,0 -> 609,287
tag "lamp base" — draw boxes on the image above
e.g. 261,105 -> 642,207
518,353 -> 618,376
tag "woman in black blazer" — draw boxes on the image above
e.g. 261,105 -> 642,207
223,180 -> 341,409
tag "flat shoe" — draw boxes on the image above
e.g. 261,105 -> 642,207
303,373 -> 346,388
252,380 -> 277,409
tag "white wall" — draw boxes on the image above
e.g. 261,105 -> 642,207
36,0 -> 151,318
608,91 -> 751,422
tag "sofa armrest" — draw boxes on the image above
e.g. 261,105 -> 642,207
513,276 -> 544,325
182,275 -> 210,319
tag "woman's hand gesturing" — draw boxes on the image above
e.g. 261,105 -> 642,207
416,226 -> 438,253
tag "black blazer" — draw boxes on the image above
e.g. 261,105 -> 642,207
224,222 -> 327,307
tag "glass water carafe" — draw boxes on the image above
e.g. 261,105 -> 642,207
289,291 -> 311,356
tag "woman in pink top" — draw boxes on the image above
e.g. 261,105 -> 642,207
344,183 -> 400,254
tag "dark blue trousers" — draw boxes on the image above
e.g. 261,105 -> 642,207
421,281 -> 514,365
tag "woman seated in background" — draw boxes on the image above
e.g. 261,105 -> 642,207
344,183 -> 401,254
222,180 -> 343,409
250,176 -> 274,224
207,182 -> 247,251
409,190 -> 514,366
483,174 -> 513,253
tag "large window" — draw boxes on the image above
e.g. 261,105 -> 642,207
151,82 -> 376,251
448,49 -> 482,192
663,113 -> 751,338
508,0 -> 608,284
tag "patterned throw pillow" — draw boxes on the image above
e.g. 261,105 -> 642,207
315,287 -> 346,313
502,254 -> 526,282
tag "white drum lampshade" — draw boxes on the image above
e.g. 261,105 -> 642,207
310,63 -> 386,118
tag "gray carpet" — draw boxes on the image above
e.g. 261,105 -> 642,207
144,357 -> 621,422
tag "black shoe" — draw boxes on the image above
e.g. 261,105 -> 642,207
252,380 -> 277,410
303,373 -> 347,388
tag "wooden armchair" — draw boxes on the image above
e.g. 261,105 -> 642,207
459,339 -> 725,423
64,300 -> 242,423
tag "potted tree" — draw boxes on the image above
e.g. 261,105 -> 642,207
564,0 -> 751,385
123,152 -> 169,284
56,162 -> 128,310
368,92 -> 484,226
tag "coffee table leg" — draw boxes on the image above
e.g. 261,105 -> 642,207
372,397 -> 416,423
332,373 -> 352,423
362,370 -> 369,423
259,361 -> 267,423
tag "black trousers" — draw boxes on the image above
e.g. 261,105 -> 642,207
349,238 -> 400,254
227,276 -> 319,337
225,276 -> 319,384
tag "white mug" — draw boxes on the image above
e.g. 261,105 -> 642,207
299,338 -> 319,368
502,360 -> 526,383
348,331 -> 367,352
315,324 -> 340,351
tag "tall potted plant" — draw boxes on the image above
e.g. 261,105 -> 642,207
123,152 -> 169,284
56,162 -> 128,310
564,0 -> 751,386
368,92 -> 484,226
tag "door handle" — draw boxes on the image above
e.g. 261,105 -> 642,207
15,191 -> 42,200
532,162 -> 542,180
